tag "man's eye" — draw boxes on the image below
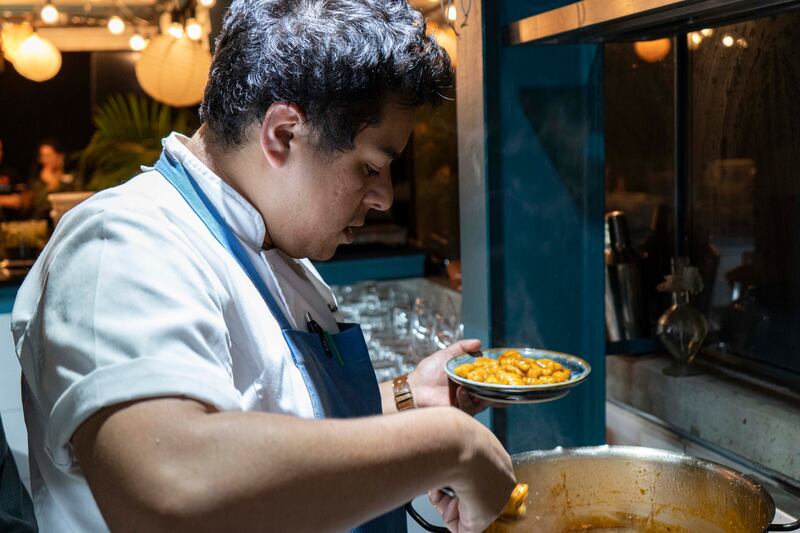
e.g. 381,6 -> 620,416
366,166 -> 380,177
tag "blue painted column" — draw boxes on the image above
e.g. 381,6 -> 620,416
459,1 -> 606,453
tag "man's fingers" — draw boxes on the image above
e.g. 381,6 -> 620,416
442,496 -> 460,532
456,386 -> 490,415
441,339 -> 481,358
432,492 -> 456,521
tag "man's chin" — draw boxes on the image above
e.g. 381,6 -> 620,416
307,243 -> 339,262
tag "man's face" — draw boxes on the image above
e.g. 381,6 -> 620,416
262,102 -> 416,260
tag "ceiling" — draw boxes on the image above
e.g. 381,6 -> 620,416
0,0 -> 180,28
0,0 -> 451,52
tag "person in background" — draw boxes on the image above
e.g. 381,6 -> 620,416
26,139 -> 75,221
0,139 -> 26,221
0,139 -> 75,222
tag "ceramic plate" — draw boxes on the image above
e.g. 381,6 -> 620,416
445,347 -> 591,404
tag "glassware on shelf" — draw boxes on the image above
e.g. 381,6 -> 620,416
657,257 -> 709,376
332,280 -> 463,378
410,296 -> 436,363
1,220 -> 49,261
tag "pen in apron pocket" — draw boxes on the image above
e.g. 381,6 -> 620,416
305,312 -> 345,366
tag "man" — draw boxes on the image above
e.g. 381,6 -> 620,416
12,1 -> 516,532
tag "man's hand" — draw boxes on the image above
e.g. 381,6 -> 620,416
407,339 -> 489,415
428,414 -> 516,533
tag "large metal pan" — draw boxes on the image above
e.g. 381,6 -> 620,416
409,446 -> 800,532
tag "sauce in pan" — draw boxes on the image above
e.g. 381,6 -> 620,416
486,511 -> 730,533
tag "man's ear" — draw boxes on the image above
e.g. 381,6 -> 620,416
259,103 -> 306,168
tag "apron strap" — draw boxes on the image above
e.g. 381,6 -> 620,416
155,149 -> 293,332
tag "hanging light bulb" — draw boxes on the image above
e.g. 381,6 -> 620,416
129,33 -> 147,51
41,3 -> 59,25
13,32 -> 62,82
447,5 -> 456,22
108,16 -> 125,35
722,34 -> 734,47
700,28 -> 714,37
633,38 -> 671,63
167,22 -> 185,39
198,0 -> 216,6
185,18 -> 202,41
135,34 -> 212,107
1,22 -> 34,62
687,32 -> 702,51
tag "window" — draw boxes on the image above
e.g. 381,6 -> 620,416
605,11 -> 800,379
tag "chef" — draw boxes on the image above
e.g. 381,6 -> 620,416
11,1 -> 516,532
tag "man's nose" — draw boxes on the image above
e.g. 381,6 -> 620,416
364,172 -> 393,212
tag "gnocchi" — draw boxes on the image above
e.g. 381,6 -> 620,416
454,350 -> 571,386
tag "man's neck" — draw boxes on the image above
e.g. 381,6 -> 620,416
185,125 -> 274,250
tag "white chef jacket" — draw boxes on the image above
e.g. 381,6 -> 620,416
11,132 -> 343,532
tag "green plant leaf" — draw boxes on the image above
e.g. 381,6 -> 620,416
79,93 -> 198,191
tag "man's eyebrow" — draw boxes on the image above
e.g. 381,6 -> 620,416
379,146 -> 401,160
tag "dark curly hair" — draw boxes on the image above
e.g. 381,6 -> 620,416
200,0 -> 453,153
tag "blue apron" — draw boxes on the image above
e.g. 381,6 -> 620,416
155,150 -> 407,533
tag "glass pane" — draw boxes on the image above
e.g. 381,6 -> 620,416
605,40 -> 675,243
605,41 -> 675,334
689,14 -> 800,374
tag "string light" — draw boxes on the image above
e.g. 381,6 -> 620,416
129,33 -> 147,51
722,34 -> 734,47
108,16 -> 125,35
700,28 -> 713,37
185,18 -> 202,41
447,4 -> 456,22
687,32 -> 702,50
41,3 -> 59,24
167,22 -> 184,39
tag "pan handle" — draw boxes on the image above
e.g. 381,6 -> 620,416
769,518 -> 800,531
405,501 -> 449,533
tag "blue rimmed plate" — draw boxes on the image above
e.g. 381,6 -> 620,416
445,347 -> 591,404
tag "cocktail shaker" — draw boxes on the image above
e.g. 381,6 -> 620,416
605,211 -> 647,341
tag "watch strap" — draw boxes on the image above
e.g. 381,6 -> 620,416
393,374 -> 415,411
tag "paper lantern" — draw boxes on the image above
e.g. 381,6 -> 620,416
1,22 -> 34,63
135,35 -> 211,107
634,38 -> 672,63
13,33 -> 62,82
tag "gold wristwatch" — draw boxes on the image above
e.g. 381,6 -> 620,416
393,374 -> 415,411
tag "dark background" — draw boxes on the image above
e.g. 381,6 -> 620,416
0,51 -> 146,179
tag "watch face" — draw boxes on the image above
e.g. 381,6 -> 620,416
393,375 -> 415,410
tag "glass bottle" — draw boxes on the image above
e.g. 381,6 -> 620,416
657,257 -> 708,376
